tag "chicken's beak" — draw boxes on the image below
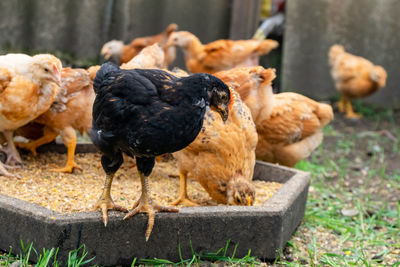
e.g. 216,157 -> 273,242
52,68 -> 62,87
215,105 -> 229,122
103,53 -> 111,60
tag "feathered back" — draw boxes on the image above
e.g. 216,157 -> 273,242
93,62 -> 120,94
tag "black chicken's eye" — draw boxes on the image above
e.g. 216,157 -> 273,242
221,94 -> 227,101
44,68 -> 49,72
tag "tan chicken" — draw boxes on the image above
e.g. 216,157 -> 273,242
329,45 -> 387,119
0,53 -> 62,177
215,67 -> 334,167
16,67 -> 94,173
100,23 -> 178,67
172,88 -> 258,206
167,31 -> 279,74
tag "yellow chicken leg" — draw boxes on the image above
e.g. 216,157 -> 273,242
344,97 -> 362,119
94,173 -> 128,226
16,128 -> 58,156
336,96 -> 346,113
50,137 -> 82,173
170,171 -> 199,206
124,171 -> 179,241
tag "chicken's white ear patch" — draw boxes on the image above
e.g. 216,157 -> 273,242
193,98 -> 205,108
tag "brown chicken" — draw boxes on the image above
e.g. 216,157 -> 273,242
215,67 -> 334,167
329,45 -> 387,119
172,88 -> 257,206
167,31 -> 279,74
100,23 -> 178,67
16,67 -> 95,173
0,53 -> 62,177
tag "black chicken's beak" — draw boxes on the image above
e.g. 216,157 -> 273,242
217,105 -> 229,122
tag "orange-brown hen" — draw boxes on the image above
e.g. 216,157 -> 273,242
216,67 -> 334,167
100,23 -> 178,67
172,88 -> 258,206
167,31 -> 279,74
329,45 -> 387,119
17,67 -> 94,173
0,53 -> 62,177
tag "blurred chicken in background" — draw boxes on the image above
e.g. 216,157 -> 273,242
0,53 -> 62,177
216,66 -> 334,167
329,45 -> 387,119
100,23 -> 178,67
167,31 -> 278,74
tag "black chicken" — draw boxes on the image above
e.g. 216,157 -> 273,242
91,62 -> 232,240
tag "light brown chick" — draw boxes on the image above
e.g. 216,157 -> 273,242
173,89 -> 258,206
216,67 -> 334,167
100,23 -> 178,67
16,67 -> 94,173
329,44 -> 387,119
167,31 -> 279,74
0,53 -> 62,177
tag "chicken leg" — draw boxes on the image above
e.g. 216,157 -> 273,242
123,171 -> 179,241
93,173 -> 128,226
1,130 -> 22,165
50,128 -> 82,173
0,161 -> 19,177
336,96 -> 346,113
170,171 -> 199,206
15,127 -> 58,156
343,97 -> 362,119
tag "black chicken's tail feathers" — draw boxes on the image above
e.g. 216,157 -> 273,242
93,62 -> 120,94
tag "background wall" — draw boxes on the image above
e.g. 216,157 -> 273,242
282,0 -> 400,107
0,0 -> 260,68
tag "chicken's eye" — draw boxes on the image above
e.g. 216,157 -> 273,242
221,94 -> 227,101
235,196 -> 241,203
44,68 -> 49,72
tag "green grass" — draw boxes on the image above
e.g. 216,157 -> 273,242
1,240 -> 262,267
0,241 -> 94,267
284,118 -> 400,266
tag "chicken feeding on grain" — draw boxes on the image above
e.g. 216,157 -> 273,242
91,62 -> 233,240
329,45 -> 387,119
216,67 -> 334,167
16,67 -> 94,173
100,23 -> 178,67
173,89 -> 257,206
0,53 -> 62,177
167,31 -> 279,74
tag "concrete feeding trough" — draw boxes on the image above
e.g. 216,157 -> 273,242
0,143 -> 310,265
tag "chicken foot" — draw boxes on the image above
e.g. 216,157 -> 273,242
15,128 -> 58,156
343,97 -> 362,119
50,136 -> 82,173
123,171 -> 179,241
0,161 -> 20,178
170,172 -> 200,206
94,173 -> 128,226
1,130 -> 22,165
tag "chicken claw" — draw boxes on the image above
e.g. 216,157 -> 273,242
170,172 -> 199,207
123,172 -> 179,241
93,197 -> 128,227
94,173 -> 128,226
0,162 -> 20,178
50,162 -> 82,173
